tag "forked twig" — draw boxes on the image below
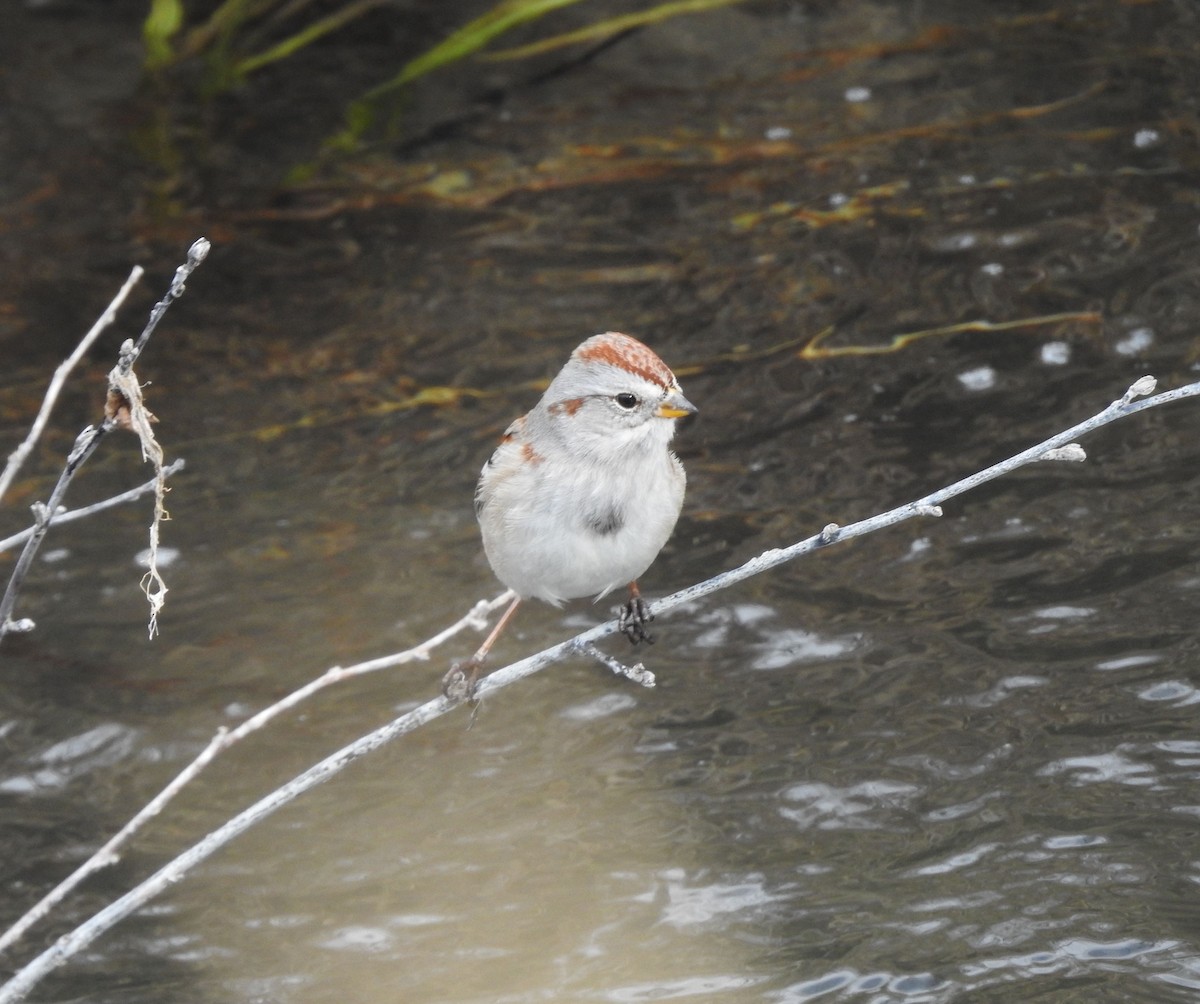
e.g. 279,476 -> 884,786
1,375 -> 1194,1003
0,268 -> 144,505
0,460 -> 187,555
0,240 -> 208,645
0,590 -> 512,958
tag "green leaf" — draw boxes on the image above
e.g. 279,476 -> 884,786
485,0 -> 750,61
143,0 -> 186,70
343,0 -> 586,140
234,0 -> 386,78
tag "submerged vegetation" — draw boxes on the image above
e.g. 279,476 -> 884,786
140,0 -> 750,155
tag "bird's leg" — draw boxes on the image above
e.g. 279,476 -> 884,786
442,595 -> 522,702
618,580 -> 655,645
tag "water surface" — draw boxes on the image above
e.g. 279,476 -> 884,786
2,0 -> 1200,1001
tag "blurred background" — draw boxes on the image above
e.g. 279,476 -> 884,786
2,0 -> 1200,1001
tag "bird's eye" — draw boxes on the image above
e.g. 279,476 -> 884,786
615,393 -> 639,409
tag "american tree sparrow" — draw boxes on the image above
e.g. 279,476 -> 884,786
442,331 -> 697,700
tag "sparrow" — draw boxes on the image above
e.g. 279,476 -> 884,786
443,331 -> 696,700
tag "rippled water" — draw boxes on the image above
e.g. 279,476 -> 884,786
3,0 -> 1200,1001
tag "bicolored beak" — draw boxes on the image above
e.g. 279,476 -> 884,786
656,389 -> 698,420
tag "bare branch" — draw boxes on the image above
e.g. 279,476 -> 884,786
1,375 -> 1197,1002
0,460 -> 187,554
0,589 -> 512,957
0,241 -> 209,645
573,640 -> 656,687
124,238 -> 210,373
0,268 -> 144,505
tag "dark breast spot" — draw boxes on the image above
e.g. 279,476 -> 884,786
586,505 -> 626,536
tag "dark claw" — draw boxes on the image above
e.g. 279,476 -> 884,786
441,658 -> 482,703
618,595 -> 655,645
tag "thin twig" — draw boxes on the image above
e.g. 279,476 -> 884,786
0,375 -> 1195,1002
0,268 -> 144,505
125,238 -> 210,370
573,640 -> 656,686
0,240 -> 209,645
0,590 -> 512,957
0,460 -> 187,554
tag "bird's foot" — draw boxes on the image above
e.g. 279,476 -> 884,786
618,594 -> 655,645
441,657 -> 483,704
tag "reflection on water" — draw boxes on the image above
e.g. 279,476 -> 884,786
0,722 -> 139,795
4,0 -> 1200,1001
